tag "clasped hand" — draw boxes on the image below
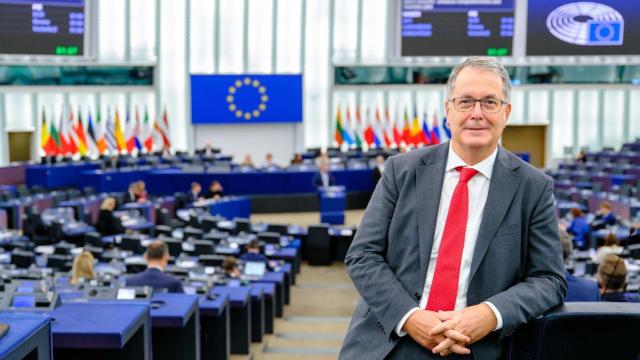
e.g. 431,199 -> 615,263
403,304 -> 496,357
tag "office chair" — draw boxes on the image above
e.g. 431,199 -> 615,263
11,250 -> 35,268
47,254 -> 73,271
258,232 -> 281,245
507,302 -> 640,360
183,227 -> 204,240
266,223 -> 289,235
54,242 -> 75,255
156,207 -> 170,227
199,254 -> 226,267
192,240 -> 215,255
164,238 -> 183,257
234,218 -> 252,234
155,225 -> 173,238
84,232 -> 103,248
306,224 -> 332,265
203,232 -> 228,244
121,236 -> 144,254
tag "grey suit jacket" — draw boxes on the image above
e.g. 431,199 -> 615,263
339,142 -> 567,360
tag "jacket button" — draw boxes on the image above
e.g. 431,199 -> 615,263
414,292 -> 420,300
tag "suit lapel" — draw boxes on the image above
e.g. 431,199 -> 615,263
416,143 -> 448,277
469,147 -> 521,282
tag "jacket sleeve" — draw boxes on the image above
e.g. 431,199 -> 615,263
345,157 -> 418,337
485,178 -> 568,338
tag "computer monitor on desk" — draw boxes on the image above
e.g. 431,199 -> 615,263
243,261 -> 266,279
0,292 -> 60,312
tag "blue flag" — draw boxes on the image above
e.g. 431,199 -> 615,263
191,74 -> 303,124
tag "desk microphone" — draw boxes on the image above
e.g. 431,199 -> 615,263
602,226 -> 635,294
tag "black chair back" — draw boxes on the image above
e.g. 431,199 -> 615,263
155,225 -> 173,237
164,238 -> 183,257
199,254 -> 225,267
307,224 -> 331,265
258,232 -> 280,245
47,254 -> 73,271
11,250 -> 35,268
507,302 -> 640,360
193,240 -> 215,255
183,227 -> 204,240
266,223 -> 288,235
234,218 -> 251,234
121,236 -> 144,254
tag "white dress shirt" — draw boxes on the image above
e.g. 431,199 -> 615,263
395,143 -> 503,336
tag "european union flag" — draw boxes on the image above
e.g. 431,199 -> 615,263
191,74 -> 303,124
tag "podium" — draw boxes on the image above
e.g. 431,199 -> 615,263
51,301 -> 151,360
319,186 -> 345,225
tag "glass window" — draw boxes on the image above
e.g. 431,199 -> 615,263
551,90 -> 574,159
576,90 -> 599,151
190,0 -> 215,73
333,0 -> 358,63
247,0 -> 273,73
275,0 -> 302,73
601,90 -> 624,148
219,0 -> 245,74
130,0 -> 156,61
99,0 -> 126,61
360,0 -> 387,63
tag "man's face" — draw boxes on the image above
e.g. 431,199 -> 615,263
445,67 -> 511,152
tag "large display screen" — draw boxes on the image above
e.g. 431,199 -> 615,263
401,0 -> 515,56
527,1 -> 640,56
0,0 -> 86,56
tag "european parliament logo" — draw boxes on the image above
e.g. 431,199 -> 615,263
191,74 -> 303,124
546,2 -> 624,46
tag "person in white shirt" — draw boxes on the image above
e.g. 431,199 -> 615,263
340,57 -> 566,359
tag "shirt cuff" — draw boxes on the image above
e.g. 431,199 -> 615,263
482,301 -> 503,331
395,307 -> 420,336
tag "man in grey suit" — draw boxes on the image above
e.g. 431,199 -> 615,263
339,57 -> 567,359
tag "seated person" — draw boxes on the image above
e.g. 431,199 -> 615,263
372,155 -> 385,183
567,207 -> 591,249
590,201 -> 617,231
290,153 -> 303,165
559,229 -> 599,301
240,154 -> 255,169
134,181 -> 148,203
598,254 -> 639,303
126,240 -> 184,293
312,160 -> 336,189
240,239 -> 269,265
592,233 -> 623,264
95,197 -> 126,236
221,256 -> 241,279
124,182 -> 137,203
188,182 -> 203,202
70,251 -> 97,285
204,180 -> 224,200
262,153 -> 281,170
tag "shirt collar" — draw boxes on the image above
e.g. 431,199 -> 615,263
445,142 -> 498,179
148,265 -> 164,272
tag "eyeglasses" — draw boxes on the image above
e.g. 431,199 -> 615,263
448,97 -> 509,114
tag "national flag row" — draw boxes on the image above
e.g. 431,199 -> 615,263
333,104 -> 451,149
40,105 -> 172,157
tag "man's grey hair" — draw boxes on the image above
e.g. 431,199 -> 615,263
445,57 -> 512,102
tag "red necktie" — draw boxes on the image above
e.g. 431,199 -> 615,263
426,166 -> 479,311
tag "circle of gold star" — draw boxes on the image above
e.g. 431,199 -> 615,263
226,77 -> 269,120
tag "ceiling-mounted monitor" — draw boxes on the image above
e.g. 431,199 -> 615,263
0,0 -> 88,57
399,0 -> 515,57
526,1 -> 640,56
